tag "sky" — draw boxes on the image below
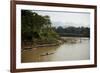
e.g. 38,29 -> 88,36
31,10 -> 90,28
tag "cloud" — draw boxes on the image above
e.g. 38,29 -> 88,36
31,10 -> 90,27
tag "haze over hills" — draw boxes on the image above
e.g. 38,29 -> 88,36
51,21 -> 90,28
31,10 -> 90,28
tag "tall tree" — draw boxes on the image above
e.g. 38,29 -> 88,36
21,10 -> 58,42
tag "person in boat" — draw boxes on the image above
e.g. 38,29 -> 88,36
40,52 -> 54,56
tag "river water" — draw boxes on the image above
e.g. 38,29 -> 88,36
21,37 -> 90,63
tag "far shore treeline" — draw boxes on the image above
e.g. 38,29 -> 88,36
21,10 -> 90,47
53,26 -> 90,37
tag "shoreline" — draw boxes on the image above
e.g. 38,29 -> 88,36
22,40 -> 62,50
22,37 -> 89,50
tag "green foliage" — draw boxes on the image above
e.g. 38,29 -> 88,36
21,10 -> 59,43
55,26 -> 90,37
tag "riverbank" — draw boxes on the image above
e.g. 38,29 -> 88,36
22,37 -> 90,50
22,39 -> 63,50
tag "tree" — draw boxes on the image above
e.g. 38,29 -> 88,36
21,10 -> 47,40
21,10 -> 59,43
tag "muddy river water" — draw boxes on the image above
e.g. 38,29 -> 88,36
21,37 -> 90,63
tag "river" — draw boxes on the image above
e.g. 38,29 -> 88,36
21,37 -> 90,63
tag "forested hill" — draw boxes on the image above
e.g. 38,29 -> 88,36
52,26 -> 90,37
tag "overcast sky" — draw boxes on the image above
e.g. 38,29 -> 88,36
31,10 -> 90,28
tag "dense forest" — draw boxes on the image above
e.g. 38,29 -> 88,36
21,10 -> 59,46
52,26 -> 90,37
21,10 -> 90,48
